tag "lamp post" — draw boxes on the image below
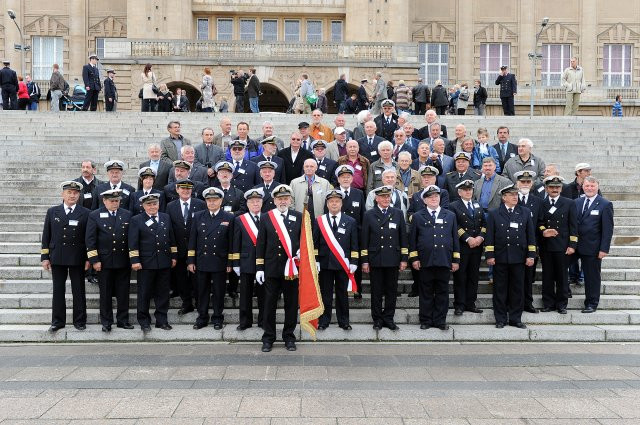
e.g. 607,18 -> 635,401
529,17 -> 549,118
7,9 -> 28,79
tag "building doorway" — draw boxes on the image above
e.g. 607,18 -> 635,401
325,83 -> 359,114
166,82 -> 200,112
241,83 -> 290,113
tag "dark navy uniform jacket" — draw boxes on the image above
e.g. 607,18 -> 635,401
445,171 -> 480,202
409,207 -> 460,268
360,206 -> 408,267
163,181 -> 207,204
314,157 -> 338,185
449,199 -> 486,253
166,198 -> 207,258
336,187 -> 365,228
91,181 -> 135,210
495,73 -> 517,98
408,189 -> 450,219
130,189 -> 166,216
251,154 -> 287,183
231,159 -> 260,193
128,212 -> 177,269
232,212 -> 261,273
538,196 -> 578,252
485,204 -> 536,264
254,182 -> 277,213
41,204 -> 90,266
313,213 -> 359,271
256,209 -> 303,279
518,193 -> 544,245
217,185 -> 247,216
575,195 -> 614,256
82,63 -> 101,91
74,176 -> 102,209
85,207 -> 131,269
187,209 -> 235,272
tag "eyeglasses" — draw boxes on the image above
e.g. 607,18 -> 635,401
231,147 -> 243,151
291,138 -> 301,141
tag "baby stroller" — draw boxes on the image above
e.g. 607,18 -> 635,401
62,84 -> 86,111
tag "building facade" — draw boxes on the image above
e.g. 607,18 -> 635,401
2,0 -> 638,115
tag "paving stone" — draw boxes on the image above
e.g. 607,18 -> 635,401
172,396 -> 241,418
301,397 -> 364,418
420,397 -> 494,418
595,397 -> 640,418
573,366 -> 640,381
169,366 -> 226,381
476,397 -> 553,419
236,396 -> 301,417
41,397 -> 122,419
222,365 -> 275,381
534,397 -> 619,418
475,367 -> 540,382
61,367 -> 126,381
302,324 -> 377,342
601,325 -> 640,341
425,367 -> 486,382
0,397 -> 62,419
360,398 -> 428,418
7,366 -> 77,381
106,397 -> 181,418
275,366 -> 328,381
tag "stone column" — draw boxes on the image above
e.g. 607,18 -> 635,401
580,0 -> 597,85
456,0 -> 474,84
519,0 -> 535,85
68,0 -> 87,80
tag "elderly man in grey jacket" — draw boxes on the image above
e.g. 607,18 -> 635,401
562,57 -> 586,116
371,71 -> 387,116
502,138 -> 546,185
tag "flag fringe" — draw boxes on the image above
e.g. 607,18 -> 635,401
299,206 -> 324,341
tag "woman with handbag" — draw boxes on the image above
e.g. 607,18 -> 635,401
201,67 -> 215,113
140,63 -> 158,112
457,83 -> 470,115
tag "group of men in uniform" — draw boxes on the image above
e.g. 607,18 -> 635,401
41,118 -> 615,349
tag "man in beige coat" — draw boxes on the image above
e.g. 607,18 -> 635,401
290,158 -> 333,219
562,57 -> 586,116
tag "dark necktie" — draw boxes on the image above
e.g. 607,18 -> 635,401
431,210 -> 437,222
368,137 -> 373,146
459,173 -> 463,179
235,161 -> 241,172
264,184 -> 270,192
332,215 -> 338,232
223,188 -> 228,196
112,185 -> 117,190
183,202 -> 189,223
151,215 -> 157,223
111,211 -> 116,218
382,208 -> 387,215
302,141 -> 307,150
393,145 -> 400,157
520,195 -> 525,204
144,191 -> 149,196
582,198 -> 591,216
551,199 -> 556,207
467,201 -> 474,217
508,208 -> 513,215
66,207 -> 72,215
254,215 -> 260,225
344,189 -> 349,198
266,156 -> 271,162
281,213 -> 287,221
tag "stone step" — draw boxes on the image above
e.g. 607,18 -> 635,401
1,292 -> 639,310
1,323 -> 639,343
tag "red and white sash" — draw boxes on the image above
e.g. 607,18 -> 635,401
317,214 -> 357,292
238,212 -> 258,246
267,209 -> 298,279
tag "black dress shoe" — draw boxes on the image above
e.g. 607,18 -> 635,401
407,291 -> 419,297
74,324 -> 86,331
495,322 -> 505,328
541,307 -> 554,312
558,308 -> 568,314
318,324 -> 328,330
141,325 -> 151,333
510,322 -> 527,329
261,342 -> 273,352
454,308 -> 463,316
177,306 -> 194,316
353,292 -> 363,300
581,306 -> 596,313
438,324 -> 450,331
285,341 -> 297,351
236,325 -> 250,331
386,323 -> 399,331
102,325 -> 112,332
117,323 -> 134,330
420,323 -> 431,330
373,323 -> 382,330
87,276 -> 98,284
213,323 -> 223,330
466,307 -> 483,313
524,306 -> 539,314
339,324 -> 352,330
193,323 -> 207,330
48,324 -> 64,333
156,323 -> 173,330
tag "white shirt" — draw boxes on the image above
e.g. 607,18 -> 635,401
427,206 -> 441,218
548,196 -> 560,205
181,198 -> 191,212
291,148 -> 299,163
518,192 -> 528,204
110,181 -> 122,190
328,212 -> 342,227
82,177 -> 94,185
63,203 -> 75,214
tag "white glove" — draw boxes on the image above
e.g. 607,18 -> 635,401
233,267 -> 240,277
256,271 -> 265,285
316,262 -> 320,272
295,249 -> 300,261
349,264 -> 357,274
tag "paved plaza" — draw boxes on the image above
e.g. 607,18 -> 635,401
0,342 -> 640,423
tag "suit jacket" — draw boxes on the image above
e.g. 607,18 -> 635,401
445,170 -> 480,201
332,187 -> 365,227
278,146 -> 314,185
256,209 -> 303,278
313,213 -> 359,270
128,212 -> 177,269
74,176 -> 102,209
168,163 -> 209,185
0,66 -> 18,92
91,181 -> 135,210
194,143 -> 225,169
325,141 -> 347,162
41,204 -> 90,266
130,189 -> 166,216
187,210 -> 235,272
251,154 -> 286,183
173,95 -> 189,112
357,85 -> 368,110
366,188 -> 409,222
85,207 -> 131,268
103,77 -> 117,101
433,154 -> 454,187
575,195 -> 614,256
493,142 -> 518,173
160,136 -> 192,162
166,198 -> 207,257
373,113 -> 399,142
290,175 -> 333,219
82,64 -> 101,91
163,181 -> 206,204
391,142 -> 414,162
416,123 -> 448,140
409,207 -> 460,268
472,174 -> 512,211
138,160 -> 172,190
357,135 -> 385,163
538,196 -> 578,252
360,206 -> 408,267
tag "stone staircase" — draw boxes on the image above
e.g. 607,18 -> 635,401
1,111 -> 639,342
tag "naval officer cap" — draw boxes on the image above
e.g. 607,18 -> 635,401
89,53 -> 99,61
453,152 -> 471,162
60,180 -> 83,191
175,179 -> 194,189
202,187 -> 224,199
260,136 -> 277,145
257,160 -> 277,170
311,140 -> 327,149
381,99 -> 395,107
214,161 -> 234,173
544,175 -> 565,186
138,167 -> 156,178
335,164 -> 355,177
419,165 -> 439,176
325,189 -> 345,201
514,170 -> 537,181
100,189 -> 122,200
173,160 -> 191,171
421,185 -> 441,198
271,184 -> 293,198
455,179 -> 475,190
244,187 -> 265,200
105,160 -> 125,171
229,139 -> 247,149
499,184 -> 519,195
373,185 -> 393,196
140,193 -> 161,204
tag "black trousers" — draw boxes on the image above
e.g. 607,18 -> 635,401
501,96 -> 515,116
435,105 -> 447,116
105,99 -> 116,111
414,102 -> 426,116
524,256 -> 538,308
492,262 -> 524,324
51,265 -> 86,327
136,268 -> 170,327
98,267 -> 130,327
196,271 -> 226,326
262,276 -> 298,344
319,269 -> 350,327
354,266 -> 363,294
369,266 -> 399,326
82,89 -> 99,111
411,268 -> 419,294
227,271 -> 239,295
1,89 -> 17,110
419,266 -> 451,326
541,251 -> 569,309
234,95 -> 245,112
239,272 -> 264,328
141,98 -> 157,112
173,257 -> 194,308
580,255 -> 602,309
453,249 -> 482,310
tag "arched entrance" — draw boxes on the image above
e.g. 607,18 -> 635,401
166,81 -> 200,112
325,83 -> 359,114
242,83 -> 290,113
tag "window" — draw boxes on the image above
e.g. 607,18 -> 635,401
331,21 -> 343,42
217,18 -> 233,41
603,44 -> 632,87
541,44 -> 571,86
284,20 -> 300,41
95,38 -> 105,59
262,19 -> 278,41
480,43 -> 510,86
32,36 -> 63,80
419,43 -> 449,86
240,19 -> 256,41
306,20 -> 322,42
197,18 -> 209,40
